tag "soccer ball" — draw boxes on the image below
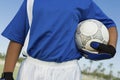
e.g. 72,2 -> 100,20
75,19 -> 109,53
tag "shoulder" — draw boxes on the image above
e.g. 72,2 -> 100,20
78,0 -> 93,9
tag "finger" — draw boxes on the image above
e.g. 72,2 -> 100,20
90,41 -> 100,49
98,44 -> 116,56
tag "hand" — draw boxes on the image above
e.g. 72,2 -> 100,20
90,42 -> 116,57
0,72 -> 14,80
80,42 -> 116,60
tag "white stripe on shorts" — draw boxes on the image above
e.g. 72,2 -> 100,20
17,57 -> 81,80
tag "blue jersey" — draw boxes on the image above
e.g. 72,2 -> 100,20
2,0 -> 116,62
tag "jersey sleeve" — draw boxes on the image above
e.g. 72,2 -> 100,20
1,0 -> 29,45
81,0 -> 116,28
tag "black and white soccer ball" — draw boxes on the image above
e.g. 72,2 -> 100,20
75,19 -> 109,53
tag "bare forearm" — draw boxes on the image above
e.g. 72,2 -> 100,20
3,41 -> 22,72
108,27 -> 118,48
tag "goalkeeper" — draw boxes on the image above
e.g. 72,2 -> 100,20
0,0 -> 118,80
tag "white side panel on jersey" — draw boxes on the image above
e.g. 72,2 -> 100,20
27,0 -> 34,26
22,0 -> 34,56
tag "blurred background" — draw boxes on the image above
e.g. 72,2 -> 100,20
0,0 -> 120,80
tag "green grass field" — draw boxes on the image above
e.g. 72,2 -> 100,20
0,65 -> 3,74
0,64 -> 4,77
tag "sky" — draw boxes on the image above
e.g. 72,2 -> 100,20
0,0 -> 120,77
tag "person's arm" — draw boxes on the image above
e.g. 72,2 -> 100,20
3,41 -> 22,72
79,1 -> 118,60
82,26 -> 118,60
90,26 -> 118,57
1,1 -> 28,79
108,27 -> 118,48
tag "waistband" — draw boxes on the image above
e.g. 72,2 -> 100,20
25,56 -> 78,68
